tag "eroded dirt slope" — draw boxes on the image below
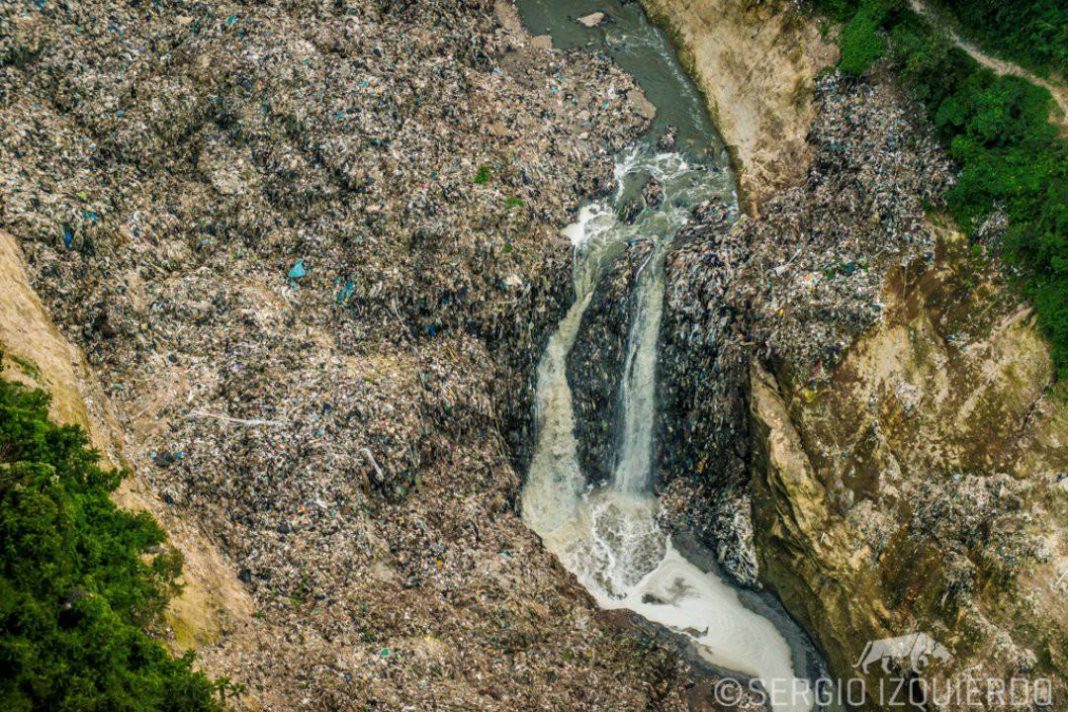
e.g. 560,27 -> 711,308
650,0 -> 1068,706
640,0 -> 838,214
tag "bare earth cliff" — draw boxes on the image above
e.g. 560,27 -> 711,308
647,0 -> 1068,708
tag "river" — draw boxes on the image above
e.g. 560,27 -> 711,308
516,2 -> 820,711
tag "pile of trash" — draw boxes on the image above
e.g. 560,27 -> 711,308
909,472 -> 1040,588
658,476 -> 761,589
725,72 -> 956,387
0,0 -> 707,707
656,200 -> 758,584
568,239 -> 653,486
658,200 -> 749,485
656,72 -> 956,585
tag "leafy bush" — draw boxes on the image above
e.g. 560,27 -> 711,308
940,0 -> 1068,78
0,368 -> 231,711
838,0 -> 889,75
812,0 -> 1068,377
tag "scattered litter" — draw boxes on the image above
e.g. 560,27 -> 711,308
577,12 -> 607,28
288,259 -> 307,280
187,410 -> 287,427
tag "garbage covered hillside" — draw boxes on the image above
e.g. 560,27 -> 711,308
646,0 -> 1068,704
6,0 -> 1067,709
0,0 -> 707,707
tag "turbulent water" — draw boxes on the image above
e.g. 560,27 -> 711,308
517,3 -> 814,711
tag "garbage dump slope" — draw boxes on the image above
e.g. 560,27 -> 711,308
0,0 -> 713,707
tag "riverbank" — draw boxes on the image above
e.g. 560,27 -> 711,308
640,0 -> 838,215
644,0 -> 1068,708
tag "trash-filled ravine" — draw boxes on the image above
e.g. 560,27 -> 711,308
517,2 -> 819,710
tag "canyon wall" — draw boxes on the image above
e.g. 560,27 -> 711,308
650,0 -> 1068,706
641,0 -> 838,214
751,229 -> 1068,707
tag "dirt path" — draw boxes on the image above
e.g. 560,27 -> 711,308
908,0 -> 1068,131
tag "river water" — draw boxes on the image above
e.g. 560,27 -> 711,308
516,3 -> 817,711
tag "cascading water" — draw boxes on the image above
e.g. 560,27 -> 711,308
522,146 -> 813,712
612,226 -> 663,495
516,3 -> 817,711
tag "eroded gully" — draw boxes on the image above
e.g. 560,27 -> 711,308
516,2 -> 817,710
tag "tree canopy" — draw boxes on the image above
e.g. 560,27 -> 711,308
0,366 -> 232,711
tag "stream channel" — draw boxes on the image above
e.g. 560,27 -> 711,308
516,2 -> 828,710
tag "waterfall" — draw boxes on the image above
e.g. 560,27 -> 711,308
511,4 -> 816,709
613,244 -> 666,494
521,145 -> 814,712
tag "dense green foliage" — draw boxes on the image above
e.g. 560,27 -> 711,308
838,0 -> 889,75
0,370 -> 230,711
940,0 -> 1068,78
813,0 -> 1068,377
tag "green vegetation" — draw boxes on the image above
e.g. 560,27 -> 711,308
6,354 -> 41,381
0,366 -> 233,711
838,0 -> 889,75
473,164 -> 492,184
939,0 -> 1068,78
814,0 -> 1068,377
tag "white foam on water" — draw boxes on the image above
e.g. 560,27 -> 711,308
522,146 -> 812,712
562,204 -> 612,247
539,490 -> 812,712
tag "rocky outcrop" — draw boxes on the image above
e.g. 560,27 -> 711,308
751,230 -> 1068,707
640,0 -> 838,214
748,361 -> 862,663
658,69 -> 953,588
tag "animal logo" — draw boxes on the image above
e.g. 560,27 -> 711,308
1050,566 -> 1068,594
855,632 -> 953,674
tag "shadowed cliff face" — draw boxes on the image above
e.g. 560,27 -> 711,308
655,202 -> 757,586
568,239 -> 653,486
657,202 -> 748,495
646,0 -> 1068,708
